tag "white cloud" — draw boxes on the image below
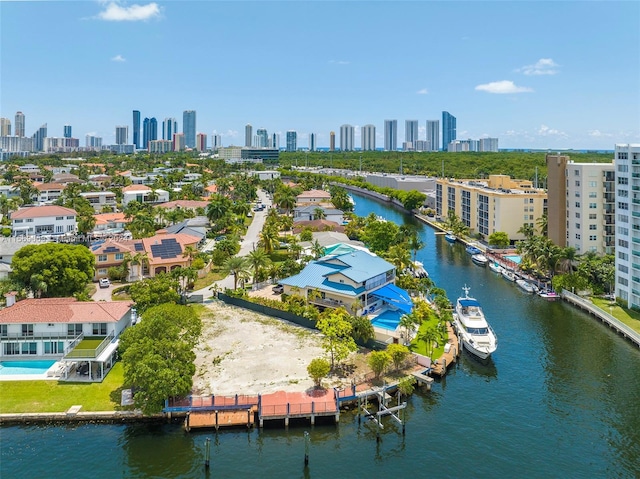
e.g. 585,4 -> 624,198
519,58 -> 559,76
97,2 -> 161,22
416,88 -> 429,95
475,80 -> 533,94
329,60 -> 350,65
111,54 -> 126,62
537,124 -> 568,137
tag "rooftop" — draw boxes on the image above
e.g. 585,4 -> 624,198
0,298 -> 133,324
10,205 -> 77,219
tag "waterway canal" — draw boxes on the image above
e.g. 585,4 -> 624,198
2,192 -> 639,478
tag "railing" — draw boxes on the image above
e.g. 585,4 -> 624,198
561,290 -> 640,347
64,332 -> 115,359
63,333 -> 85,355
165,394 -> 259,412
0,332 -> 81,341
308,297 -> 345,308
260,401 -> 338,417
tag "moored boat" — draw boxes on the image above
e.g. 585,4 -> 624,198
516,279 -> 536,293
472,254 -> 488,266
411,260 -> 429,278
465,243 -> 482,255
452,285 -> 498,360
488,261 -> 503,274
501,268 -> 517,282
444,232 -> 457,244
538,289 -> 559,300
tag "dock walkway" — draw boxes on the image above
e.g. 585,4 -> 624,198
429,322 -> 460,376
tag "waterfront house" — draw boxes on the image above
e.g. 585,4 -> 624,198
295,189 -> 332,206
10,205 -> 77,237
121,185 -> 170,206
0,295 -> 134,382
293,205 -> 344,225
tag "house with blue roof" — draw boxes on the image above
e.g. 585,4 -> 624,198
279,249 -> 413,330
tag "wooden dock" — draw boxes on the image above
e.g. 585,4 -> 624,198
185,407 -> 257,431
429,322 -> 460,377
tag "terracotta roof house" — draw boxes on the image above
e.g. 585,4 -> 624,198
10,205 -> 77,237
296,189 -> 332,206
156,200 -> 209,211
0,296 -> 135,382
33,182 -> 66,204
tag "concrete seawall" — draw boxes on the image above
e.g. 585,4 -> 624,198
0,410 -> 175,425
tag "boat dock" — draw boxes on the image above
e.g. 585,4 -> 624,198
430,322 -> 460,376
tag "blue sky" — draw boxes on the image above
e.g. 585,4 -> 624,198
1,1 -> 639,150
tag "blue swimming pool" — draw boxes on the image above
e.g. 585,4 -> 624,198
504,254 -> 522,265
0,360 -> 56,376
370,310 -> 402,331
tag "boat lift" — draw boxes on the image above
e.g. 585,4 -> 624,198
357,385 -> 408,443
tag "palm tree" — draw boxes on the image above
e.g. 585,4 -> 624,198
182,245 -> 198,267
385,245 -> 412,272
206,194 -> 232,222
418,326 -> 439,360
259,227 -> 280,254
536,212 -> 548,236
407,233 -> 425,263
222,256 -> 250,290
313,207 -> 326,220
349,297 -> 364,317
518,223 -> 536,240
267,263 -> 283,283
30,274 -> 48,299
248,249 -> 271,282
311,240 -> 325,259
556,246 -> 577,274
274,188 -> 296,215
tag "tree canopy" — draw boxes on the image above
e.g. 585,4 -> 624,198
128,274 -> 181,313
11,243 -> 95,297
119,304 -> 202,414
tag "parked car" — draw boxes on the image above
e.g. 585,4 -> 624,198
272,284 -> 284,294
99,278 -> 110,288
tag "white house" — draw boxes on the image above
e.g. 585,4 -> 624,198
33,182 -> 66,204
293,205 -> 344,225
121,185 -> 170,206
296,189 -> 332,205
80,191 -> 117,212
10,205 -> 77,237
0,296 -> 135,382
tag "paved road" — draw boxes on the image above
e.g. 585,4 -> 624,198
192,189 -> 272,298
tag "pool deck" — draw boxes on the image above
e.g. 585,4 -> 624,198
0,361 -> 62,381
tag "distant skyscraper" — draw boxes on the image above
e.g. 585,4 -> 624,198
272,133 -> 280,150
340,124 -> 354,151
286,131 -> 297,152
309,133 -> 317,152
132,110 -> 141,149
85,135 -> 102,149
212,133 -> 222,150
32,124 -> 47,151
329,131 -> 336,151
426,120 -> 440,152
0,118 -> 11,136
479,137 -> 499,152
196,133 -> 207,152
183,110 -> 196,148
361,124 -> 376,151
256,128 -> 268,148
245,124 -> 253,147
115,125 -> 128,145
143,117 -> 158,149
173,133 -> 185,152
442,111 -> 456,150
163,118 -> 177,141
63,125 -> 72,139
15,112 -> 25,137
405,120 -> 419,149
384,120 -> 397,151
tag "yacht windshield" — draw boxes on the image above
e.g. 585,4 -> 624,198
466,327 -> 488,335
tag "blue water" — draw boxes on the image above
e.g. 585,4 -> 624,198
0,360 -> 55,376
370,309 -> 402,331
1,192 -> 639,478
504,254 -> 522,264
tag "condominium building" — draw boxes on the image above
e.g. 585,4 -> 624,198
162,118 -> 177,141
172,133 -> 185,152
212,133 -> 222,150
245,124 -> 253,147
142,117 -> 158,150
309,133 -> 317,152
0,118 -> 11,136
256,128 -> 268,148
115,126 -> 128,145
361,124 -> 375,151
63,125 -> 72,138
613,144 -> 640,308
329,131 -> 335,152
340,124 -> 354,152
546,154 -> 615,255
15,112 -> 25,137
183,110 -> 196,148
32,124 -> 47,151
85,135 -> 102,150
132,110 -> 141,149
479,137 -> 499,152
405,120 -> 419,151
435,175 -> 547,242
149,139 -> 172,154
426,120 -> 439,152
384,120 -> 397,151
196,133 -> 207,152
286,131 -> 297,152
442,111 -> 456,150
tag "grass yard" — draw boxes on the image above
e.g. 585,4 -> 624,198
0,362 -> 128,413
591,297 -> 640,334
192,268 -> 226,291
409,316 -> 446,361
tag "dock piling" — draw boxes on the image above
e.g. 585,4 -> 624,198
304,431 -> 310,466
204,437 -> 211,469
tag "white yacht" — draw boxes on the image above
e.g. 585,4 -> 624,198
516,279 -> 536,294
452,286 -> 498,360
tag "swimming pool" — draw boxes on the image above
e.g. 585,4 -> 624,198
370,310 -> 402,331
0,360 -> 56,376
504,254 -> 522,265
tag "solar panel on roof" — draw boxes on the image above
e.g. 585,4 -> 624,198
150,238 -> 183,259
134,242 -> 144,251
104,246 -> 120,253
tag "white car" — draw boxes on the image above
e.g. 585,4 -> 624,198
99,278 -> 110,288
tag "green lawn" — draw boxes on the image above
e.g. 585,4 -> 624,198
591,297 -> 640,334
409,316 -> 445,361
0,362 -> 128,413
192,268 -> 225,291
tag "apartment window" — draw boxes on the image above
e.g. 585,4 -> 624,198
574,169 -> 580,176
98,268 -> 107,274
66,216 -> 74,220
44,341 -> 64,354
619,252 -> 629,261
589,235 -> 597,241
529,198 -> 533,204
575,212 -> 581,218
115,253 -> 124,260
68,324 -> 83,336
589,192 -> 597,198
617,202 -> 627,210
524,198 -> 528,204
618,176 -> 628,184
576,234 -> 581,240
92,323 -> 107,335
56,226 -> 63,233
619,264 -> 629,273
619,214 -> 629,223
98,255 -> 107,262
618,226 -> 629,235
14,219 -> 22,224
575,181 -> 581,187
589,181 -> 597,187
619,239 -> 629,248
0,325 -> 7,337
575,192 -> 581,198
576,223 -> 581,229
575,202 -> 581,208
619,190 -> 628,197
26,219 -> 33,223
56,216 -> 63,220
589,214 -> 597,219
21,343 -> 37,355
589,224 -> 597,230
22,324 -> 33,337
67,225 -> 74,232
618,152 -> 628,160
4,343 -> 19,355
588,203 -> 596,209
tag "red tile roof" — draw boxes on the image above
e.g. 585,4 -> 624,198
10,205 -> 77,219
157,200 -> 209,209
33,182 -> 67,191
297,189 -> 331,198
122,185 -> 151,192
93,212 -> 129,225
0,298 -> 133,324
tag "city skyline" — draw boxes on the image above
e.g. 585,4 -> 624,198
1,1 -> 638,150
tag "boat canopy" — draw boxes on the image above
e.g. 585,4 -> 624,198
371,283 -> 413,314
459,298 -> 481,307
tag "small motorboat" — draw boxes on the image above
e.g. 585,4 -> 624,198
445,232 -> 457,244
488,261 -> 503,274
538,290 -> 559,300
466,243 -> 482,255
516,279 -> 536,293
501,268 -> 517,282
472,254 -> 488,266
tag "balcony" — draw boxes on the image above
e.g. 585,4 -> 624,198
308,297 -> 347,309
0,332 -> 80,342
64,332 -> 114,360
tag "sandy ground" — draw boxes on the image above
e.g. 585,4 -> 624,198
193,300 -> 354,396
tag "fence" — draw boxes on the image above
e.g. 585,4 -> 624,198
260,401 -> 338,417
217,293 -> 387,350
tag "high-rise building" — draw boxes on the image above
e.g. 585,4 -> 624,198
132,110 -> 141,149
384,120 -> 397,151
340,124 -> 354,151
183,110 -> 196,148
143,117 -> 158,150
196,133 -> 207,152
245,124 -> 253,147
286,131 -> 297,152
162,118 -> 177,141
309,133 -> 317,152
32,124 -> 47,151
115,126 -> 128,145
405,120 -> 419,150
442,111 -> 456,150
256,128 -> 268,148
361,124 -> 376,151
212,133 -> 222,150
85,135 -> 102,150
15,112 -> 25,137
149,140 -> 173,154
329,131 -> 336,151
63,125 -> 72,138
271,133 -> 280,150
172,133 -> 185,152
0,118 -> 10,136
479,138 -> 499,152
426,120 -> 439,152
614,144 -> 640,308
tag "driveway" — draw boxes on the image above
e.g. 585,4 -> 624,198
92,282 -> 118,301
